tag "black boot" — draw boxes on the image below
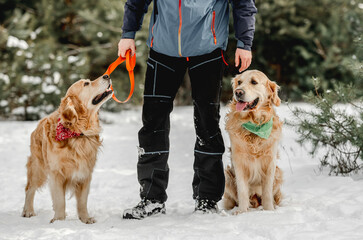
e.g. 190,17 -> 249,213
194,198 -> 219,214
123,198 -> 166,220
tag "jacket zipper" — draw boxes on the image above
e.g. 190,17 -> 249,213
211,10 -> 217,45
178,0 -> 182,56
150,23 -> 155,47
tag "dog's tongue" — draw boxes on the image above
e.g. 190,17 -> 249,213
236,102 -> 248,112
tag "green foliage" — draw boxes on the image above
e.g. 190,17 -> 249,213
289,79 -> 363,175
224,0 -> 362,101
0,0 -> 148,120
0,0 -> 362,119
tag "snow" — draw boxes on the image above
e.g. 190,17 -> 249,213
0,73 -> 10,85
42,83 -> 59,94
21,75 -> 42,85
0,104 -> 363,240
68,56 -> 79,64
30,28 -> 42,40
0,100 -> 7,107
6,36 -> 29,50
53,73 -> 61,84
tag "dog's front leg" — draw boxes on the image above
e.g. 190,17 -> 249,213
232,158 -> 250,214
262,160 -> 276,211
49,173 -> 66,223
75,177 -> 95,224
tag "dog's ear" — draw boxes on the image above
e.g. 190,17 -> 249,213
59,96 -> 78,128
268,80 -> 281,106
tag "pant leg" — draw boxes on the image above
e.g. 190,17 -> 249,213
188,49 -> 225,202
138,49 -> 187,202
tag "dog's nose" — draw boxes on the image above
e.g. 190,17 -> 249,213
235,89 -> 245,98
103,75 -> 110,80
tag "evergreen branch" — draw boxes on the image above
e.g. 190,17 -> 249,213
290,80 -> 362,175
78,13 -> 122,33
313,38 -> 327,60
350,101 -> 363,111
65,43 -> 112,55
16,3 -> 36,15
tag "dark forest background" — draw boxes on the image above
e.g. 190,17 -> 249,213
0,0 -> 362,120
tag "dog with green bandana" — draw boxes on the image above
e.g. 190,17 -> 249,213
224,70 -> 283,214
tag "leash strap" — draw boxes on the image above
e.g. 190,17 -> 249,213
103,50 -> 136,103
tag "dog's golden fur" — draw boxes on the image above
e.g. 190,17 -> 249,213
22,76 -> 112,223
224,70 -> 283,214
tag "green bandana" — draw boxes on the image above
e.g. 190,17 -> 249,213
242,117 -> 273,139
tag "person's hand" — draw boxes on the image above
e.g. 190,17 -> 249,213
235,48 -> 252,72
118,38 -> 136,58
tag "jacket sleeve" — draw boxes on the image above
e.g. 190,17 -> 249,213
231,0 -> 257,51
121,0 -> 153,39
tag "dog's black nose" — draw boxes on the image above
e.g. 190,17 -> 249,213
235,89 -> 245,98
103,75 -> 110,80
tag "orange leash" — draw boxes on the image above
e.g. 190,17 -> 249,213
103,50 -> 136,103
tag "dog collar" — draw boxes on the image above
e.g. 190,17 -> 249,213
55,118 -> 83,141
242,117 -> 273,139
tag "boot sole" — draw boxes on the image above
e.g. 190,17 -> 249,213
123,208 -> 166,220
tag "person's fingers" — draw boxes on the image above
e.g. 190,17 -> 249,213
235,52 -> 240,68
120,47 -> 127,58
243,57 -> 248,70
243,58 -> 250,70
239,57 -> 246,72
117,41 -> 122,57
130,44 -> 136,56
246,58 -> 252,69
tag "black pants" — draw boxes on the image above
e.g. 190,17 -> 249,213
137,48 -> 225,203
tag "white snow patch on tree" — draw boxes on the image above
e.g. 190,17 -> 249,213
6,35 -> 29,49
21,75 -> 42,85
0,73 -> 10,84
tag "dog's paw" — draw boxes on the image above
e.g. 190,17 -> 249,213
80,217 -> 96,224
50,216 -> 65,223
263,206 -> 274,211
22,210 -> 36,218
262,203 -> 274,211
232,208 -> 248,215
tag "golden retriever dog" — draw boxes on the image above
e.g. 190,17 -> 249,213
224,70 -> 283,214
22,75 -> 113,223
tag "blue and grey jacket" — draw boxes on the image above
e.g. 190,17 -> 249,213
122,0 -> 257,57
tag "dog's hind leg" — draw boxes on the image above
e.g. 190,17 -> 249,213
223,166 -> 238,210
22,156 -> 47,218
273,166 -> 283,206
75,177 -> 95,224
249,194 -> 261,208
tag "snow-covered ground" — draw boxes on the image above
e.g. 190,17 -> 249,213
0,104 -> 362,240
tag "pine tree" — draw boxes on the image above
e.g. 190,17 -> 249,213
223,0 -> 362,101
1,0 -> 362,118
289,78 -> 363,175
0,0 -> 151,120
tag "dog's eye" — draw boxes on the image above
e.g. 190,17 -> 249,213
84,82 -> 90,87
251,79 -> 258,85
237,81 -> 242,85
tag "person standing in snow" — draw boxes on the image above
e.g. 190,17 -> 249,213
118,0 -> 257,219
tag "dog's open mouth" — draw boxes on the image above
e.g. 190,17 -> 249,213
92,83 -> 113,105
236,98 -> 259,112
